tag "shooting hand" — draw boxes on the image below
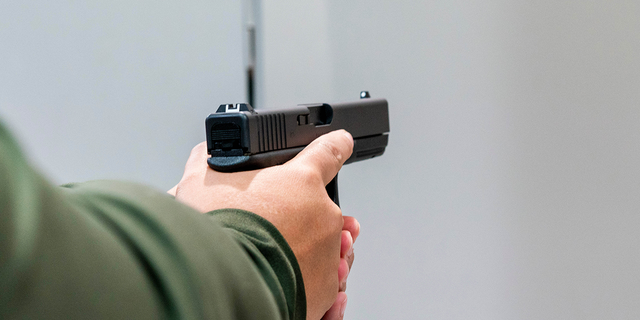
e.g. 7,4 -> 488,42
170,130 -> 354,320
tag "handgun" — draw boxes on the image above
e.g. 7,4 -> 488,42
205,91 -> 390,206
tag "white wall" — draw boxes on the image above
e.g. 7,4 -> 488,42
258,1 -> 640,319
0,1 -> 246,190
3,1 -> 639,319
254,0 -> 335,109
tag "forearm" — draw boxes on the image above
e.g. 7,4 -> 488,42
0,121 -> 304,319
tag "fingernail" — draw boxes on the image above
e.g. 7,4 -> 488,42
340,296 -> 348,317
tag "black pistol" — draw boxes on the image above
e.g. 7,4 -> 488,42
205,91 -> 390,206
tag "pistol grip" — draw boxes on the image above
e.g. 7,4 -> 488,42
326,174 -> 340,207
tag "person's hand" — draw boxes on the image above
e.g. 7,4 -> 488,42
321,216 -> 360,320
169,130 -> 354,320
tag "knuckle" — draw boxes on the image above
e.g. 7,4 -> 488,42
327,205 -> 344,229
317,139 -> 343,167
290,164 -> 321,185
190,142 -> 207,157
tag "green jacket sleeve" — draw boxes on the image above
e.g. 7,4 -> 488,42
0,120 -> 306,320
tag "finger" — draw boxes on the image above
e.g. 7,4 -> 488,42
338,258 -> 349,292
321,292 -> 348,320
342,216 -> 360,243
289,130 -> 354,186
167,185 -> 177,196
341,230 -> 353,258
184,141 -> 209,172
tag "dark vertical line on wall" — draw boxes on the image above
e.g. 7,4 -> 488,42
247,24 -> 256,107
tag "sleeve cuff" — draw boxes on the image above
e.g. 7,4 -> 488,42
208,209 -> 306,320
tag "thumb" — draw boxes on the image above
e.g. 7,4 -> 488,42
288,130 -> 354,186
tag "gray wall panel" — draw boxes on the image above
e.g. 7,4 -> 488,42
258,1 -> 640,319
0,1 -> 245,190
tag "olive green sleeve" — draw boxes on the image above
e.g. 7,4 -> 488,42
208,209 -> 307,320
0,120 -> 305,320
